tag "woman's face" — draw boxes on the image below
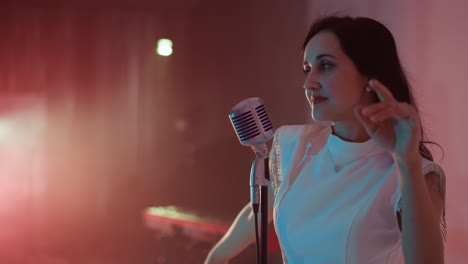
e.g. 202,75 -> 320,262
303,31 -> 373,122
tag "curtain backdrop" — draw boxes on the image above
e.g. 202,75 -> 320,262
0,3 -> 307,263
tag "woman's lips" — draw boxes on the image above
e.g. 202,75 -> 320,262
312,96 -> 328,104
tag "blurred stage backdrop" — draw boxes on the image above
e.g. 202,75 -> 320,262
0,0 -> 466,263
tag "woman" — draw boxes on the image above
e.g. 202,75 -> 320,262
205,16 -> 446,264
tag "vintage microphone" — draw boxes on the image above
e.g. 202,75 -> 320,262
229,97 -> 274,264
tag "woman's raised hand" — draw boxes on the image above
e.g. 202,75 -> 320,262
354,79 -> 421,162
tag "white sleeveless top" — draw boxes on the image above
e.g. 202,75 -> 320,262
269,124 -> 445,264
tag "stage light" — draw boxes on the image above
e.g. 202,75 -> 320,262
156,39 -> 173,56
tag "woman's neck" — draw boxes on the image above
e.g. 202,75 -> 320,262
331,120 -> 370,143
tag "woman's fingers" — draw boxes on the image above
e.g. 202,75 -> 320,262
368,79 -> 396,102
366,102 -> 413,122
361,101 -> 395,117
354,104 -> 377,134
369,108 -> 398,122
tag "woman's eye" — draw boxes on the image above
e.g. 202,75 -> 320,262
303,67 -> 311,75
320,63 -> 333,71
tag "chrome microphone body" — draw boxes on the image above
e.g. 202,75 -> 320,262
229,97 -> 274,205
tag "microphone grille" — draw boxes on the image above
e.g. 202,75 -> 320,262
229,97 -> 274,146
230,110 -> 261,142
255,104 -> 273,132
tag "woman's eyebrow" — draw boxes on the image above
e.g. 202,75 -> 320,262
315,53 -> 336,60
304,53 -> 337,65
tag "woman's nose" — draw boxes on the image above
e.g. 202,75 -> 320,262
303,75 -> 320,91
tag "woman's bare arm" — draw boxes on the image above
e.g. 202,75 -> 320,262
204,185 -> 275,264
397,157 -> 444,264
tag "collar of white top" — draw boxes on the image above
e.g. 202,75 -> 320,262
326,128 -> 382,169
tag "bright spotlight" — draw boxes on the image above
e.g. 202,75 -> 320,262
156,39 -> 173,56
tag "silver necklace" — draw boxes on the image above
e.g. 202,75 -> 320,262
327,144 -> 377,172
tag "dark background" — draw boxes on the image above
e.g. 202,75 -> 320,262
0,1 -> 309,263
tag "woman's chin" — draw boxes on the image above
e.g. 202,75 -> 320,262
312,111 -> 328,122
312,111 -> 336,125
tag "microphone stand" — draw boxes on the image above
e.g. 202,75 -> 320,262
251,144 -> 270,264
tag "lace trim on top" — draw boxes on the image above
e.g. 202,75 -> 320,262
269,129 -> 281,196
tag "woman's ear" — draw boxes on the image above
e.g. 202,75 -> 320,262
364,79 -> 379,103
